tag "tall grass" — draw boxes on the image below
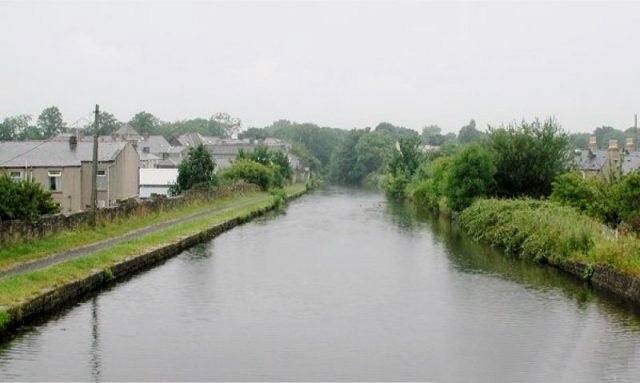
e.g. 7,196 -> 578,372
459,198 -> 640,276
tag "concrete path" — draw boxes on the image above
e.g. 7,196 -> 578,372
0,194 -> 271,279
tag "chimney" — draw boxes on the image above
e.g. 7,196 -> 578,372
608,139 -> 620,162
143,146 -> 150,153
626,137 -> 635,153
588,136 -> 597,151
69,135 -> 78,150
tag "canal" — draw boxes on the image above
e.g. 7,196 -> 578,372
1,187 -> 640,381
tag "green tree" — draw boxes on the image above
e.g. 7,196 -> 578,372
444,145 -> 497,211
96,111 -> 121,135
329,129 -> 365,185
457,119 -> 484,145
593,126 -> 626,149
236,145 -> 292,186
129,111 -> 160,135
37,106 -> 66,138
211,112 -> 241,138
0,115 -> 32,141
488,118 -> 569,198
0,174 -> 59,219
172,145 -> 217,195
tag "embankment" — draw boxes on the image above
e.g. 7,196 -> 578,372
0,185 -> 309,333
458,198 -> 640,306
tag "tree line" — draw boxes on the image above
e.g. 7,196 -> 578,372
0,107 -> 242,141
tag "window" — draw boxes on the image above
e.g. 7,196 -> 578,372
48,170 -> 61,191
97,170 -> 107,190
9,171 -> 21,181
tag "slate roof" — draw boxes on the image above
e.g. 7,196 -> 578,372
0,141 -> 127,167
622,152 -> 640,173
139,135 -> 172,154
114,123 -> 143,139
577,149 -> 608,172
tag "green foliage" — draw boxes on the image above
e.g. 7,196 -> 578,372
444,145 -> 496,211
37,106 -> 66,138
96,111 -> 121,135
0,310 -> 10,330
551,171 -> 640,231
102,268 -> 115,282
488,118 -> 569,198
460,199 -> 599,263
0,174 -> 60,220
236,145 -> 292,186
407,160 -> 446,212
171,145 -> 217,195
129,111 -> 160,135
0,115 -> 31,140
220,159 -> 275,190
382,136 -> 423,200
457,119 -> 485,145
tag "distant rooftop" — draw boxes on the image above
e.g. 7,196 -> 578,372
0,141 -> 128,167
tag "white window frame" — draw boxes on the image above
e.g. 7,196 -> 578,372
9,171 -> 21,181
97,170 -> 108,191
48,170 -> 62,191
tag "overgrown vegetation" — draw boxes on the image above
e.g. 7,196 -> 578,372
459,198 -> 640,276
551,170 -> 640,233
220,145 -> 293,190
0,174 -> 59,220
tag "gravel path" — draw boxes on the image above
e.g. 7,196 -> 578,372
0,195 -> 270,279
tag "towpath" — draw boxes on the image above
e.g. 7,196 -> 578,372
0,194 -> 271,279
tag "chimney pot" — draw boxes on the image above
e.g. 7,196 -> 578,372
588,136 -> 597,151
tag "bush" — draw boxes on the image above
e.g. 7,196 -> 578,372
443,144 -> 496,211
171,144 -> 217,195
488,118 -> 569,198
220,159 -> 275,190
0,174 -> 60,220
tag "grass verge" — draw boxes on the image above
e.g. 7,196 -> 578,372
459,198 -> 640,277
0,191 -> 269,272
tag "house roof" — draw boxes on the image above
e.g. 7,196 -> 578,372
114,123 -> 142,138
622,152 -> 640,173
0,141 -> 128,167
139,168 -> 178,186
139,135 -> 172,154
577,149 -> 608,171
176,133 -> 219,147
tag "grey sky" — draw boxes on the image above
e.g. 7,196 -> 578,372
1,1 -> 639,133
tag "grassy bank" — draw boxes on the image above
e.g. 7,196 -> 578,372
0,183 -> 307,329
459,198 -> 640,277
0,191 -> 271,272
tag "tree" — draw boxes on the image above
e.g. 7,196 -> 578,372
444,145 -> 496,211
211,112 -> 241,138
129,111 -> 160,135
37,106 -> 66,138
0,174 -> 59,219
488,118 -> 569,198
171,145 -> 217,195
236,145 -> 292,186
382,136 -> 423,199
593,126 -> 626,149
96,112 -> 120,135
0,115 -> 32,141
329,129 -> 366,185
457,119 -> 484,145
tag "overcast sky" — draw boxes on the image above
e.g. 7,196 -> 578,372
1,1 -> 639,133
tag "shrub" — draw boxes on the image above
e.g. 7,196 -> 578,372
220,159 -> 275,190
443,144 -> 496,211
172,144 -> 217,195
0,174 -> 60,220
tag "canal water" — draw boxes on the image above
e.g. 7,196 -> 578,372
2,187 -> 640,381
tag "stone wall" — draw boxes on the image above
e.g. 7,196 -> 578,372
0,181 -> 260,245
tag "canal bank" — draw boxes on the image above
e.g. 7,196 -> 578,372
0,184 -> 309,333
455,198 -> 640,308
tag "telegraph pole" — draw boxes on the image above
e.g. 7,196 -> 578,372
90,104 -> 99,226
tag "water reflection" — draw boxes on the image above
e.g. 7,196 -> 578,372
1,188 -> 640,381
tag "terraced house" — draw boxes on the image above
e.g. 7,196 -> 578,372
0,136 -> 139,212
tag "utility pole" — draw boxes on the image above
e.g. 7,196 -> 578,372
90,104 -> 99,226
